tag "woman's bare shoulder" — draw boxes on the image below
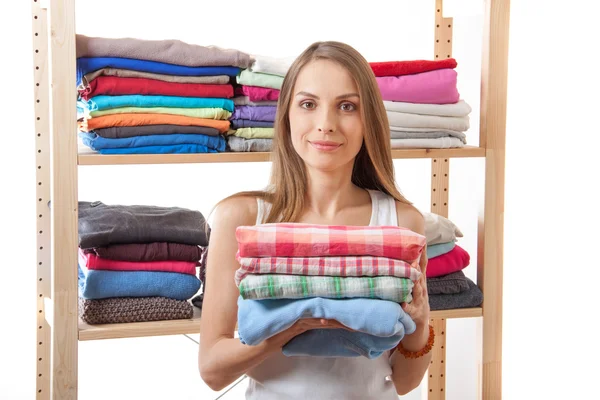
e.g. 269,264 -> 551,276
213,195 -> 259,228
394,201 -> 425,235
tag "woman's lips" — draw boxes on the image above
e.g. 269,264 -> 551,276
309,140 -> 342,151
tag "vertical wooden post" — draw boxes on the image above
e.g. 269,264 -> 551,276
428,1 -> 452,399
478,0 -> 510,398
32,0 -> 51,398
47,0 -> 79,398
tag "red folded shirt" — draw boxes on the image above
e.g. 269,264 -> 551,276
79,76 -> 234,100
370,58 -> 457,77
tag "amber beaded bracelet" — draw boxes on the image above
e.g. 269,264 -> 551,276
395,324 -> 435,359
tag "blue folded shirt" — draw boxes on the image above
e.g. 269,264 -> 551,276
237,296 -> 416,358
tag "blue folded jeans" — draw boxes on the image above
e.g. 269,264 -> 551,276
237,296 -> 416,358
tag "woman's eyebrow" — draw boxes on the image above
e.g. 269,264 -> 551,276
295,91 -> 360,100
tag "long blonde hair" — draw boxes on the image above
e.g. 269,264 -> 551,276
220,41 -> 412,223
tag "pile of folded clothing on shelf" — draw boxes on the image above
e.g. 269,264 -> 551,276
422,212 -> 483,309
75,35 -> 253,155
234,223 -> 426,358
226,54 -> 294,152
370,58 -> 472,149
77,201 -> 209,324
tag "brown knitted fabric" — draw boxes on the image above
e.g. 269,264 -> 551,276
79,296 -> 194,324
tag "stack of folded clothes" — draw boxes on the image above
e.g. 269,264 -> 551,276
77,201 -> 209,324
75,35 -> 253,155
422,212 -> 483,309
370,59 -> 472,149
234,223 -> 426,359
227,54 -> 294,152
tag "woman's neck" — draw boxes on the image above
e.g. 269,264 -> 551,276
304,166 -> 366,220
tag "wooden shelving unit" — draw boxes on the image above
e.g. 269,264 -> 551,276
33,0 -> 510,398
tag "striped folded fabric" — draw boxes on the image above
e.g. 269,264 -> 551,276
235,223 -> 426,261
234,254 -> 421,286
238,274 -> 414,303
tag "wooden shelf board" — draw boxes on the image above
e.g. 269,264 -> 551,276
78,306 -> 481,341
77,146 -> 485,166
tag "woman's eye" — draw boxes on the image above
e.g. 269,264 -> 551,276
340,103 -> 356,111
301,101 -> 316,109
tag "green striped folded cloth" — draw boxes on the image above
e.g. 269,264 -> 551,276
238,274 -> 414,303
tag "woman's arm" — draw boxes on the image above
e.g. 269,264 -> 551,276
198,196 -> 344,391
198,196 -> 275,390
390,203 -> 433,395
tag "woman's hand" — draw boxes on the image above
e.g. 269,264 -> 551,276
401,274 -> 430,327
263,318 -> 350,354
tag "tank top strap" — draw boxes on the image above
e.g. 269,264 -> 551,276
367,189 -> 398,227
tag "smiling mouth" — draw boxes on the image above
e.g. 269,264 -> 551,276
309,141 -> 342,151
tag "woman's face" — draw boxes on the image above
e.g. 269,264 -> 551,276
288,59 -> 364,173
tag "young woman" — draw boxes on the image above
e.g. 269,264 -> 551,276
199,41 -> 432,399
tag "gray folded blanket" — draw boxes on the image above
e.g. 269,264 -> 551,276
78,201 -> 209,248
428,277 -> 483,310
76,34 -> 253,69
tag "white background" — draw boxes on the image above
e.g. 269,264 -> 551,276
1,0 -> 598,399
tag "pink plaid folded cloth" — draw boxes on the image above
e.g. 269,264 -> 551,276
235,223 -> 426,261
234,254 -> 421,286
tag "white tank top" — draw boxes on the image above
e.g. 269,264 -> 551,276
245,189 -> 400,400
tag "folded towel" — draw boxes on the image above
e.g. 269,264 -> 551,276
78,201 -> 209,248
237,296 -> 416,345
238,274 -> 414,303
370,58 -> 457,77
76,34 -> 253,68
78,265 -> 201,300
234,254 -> 420,286
236,223 -> 426,261
79,296 -> 194,324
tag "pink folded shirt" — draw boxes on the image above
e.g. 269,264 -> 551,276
376,68 -> 459,104
78,249 -> 197,275
235,223 -> 426,262
426,245 -> 470,278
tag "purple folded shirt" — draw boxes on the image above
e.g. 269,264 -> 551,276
230,105 -> 277,122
